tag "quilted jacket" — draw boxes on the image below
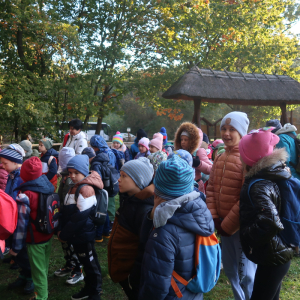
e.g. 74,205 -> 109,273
0,164 -> 8,191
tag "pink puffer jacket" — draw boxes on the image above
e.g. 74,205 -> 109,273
0,164 -> 8,191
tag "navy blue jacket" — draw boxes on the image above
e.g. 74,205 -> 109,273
90,152 -> 110,179
41,148 -> 58,180
5,168 -> 22,200
139,193 -> 214,300
130,138 -> 139,159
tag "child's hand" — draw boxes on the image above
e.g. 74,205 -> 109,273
9,249 -> 17,256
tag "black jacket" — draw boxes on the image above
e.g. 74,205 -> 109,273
240,148 -> 294,266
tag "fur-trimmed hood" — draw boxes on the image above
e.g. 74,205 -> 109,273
174,122 -> 200,154
246,148 -> 291,180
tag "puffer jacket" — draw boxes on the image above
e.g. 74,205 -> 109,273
139,191 -> 214,300
41,148 -> 59,189
5,168 -> 23,200
62,131 -> 88,155
206,145 -> 243,235
59,171 -> 103,244
0,164 -> 8,191
240,148 -> 294,266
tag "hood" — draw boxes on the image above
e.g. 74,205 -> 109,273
59,147 -> 75,170
174,122 -> 200,154
90,135 -> 110,153
246,148 -> 291,181
15,174 -> 55,194
73,170 -> 104,190
198,128 -> 203,148
276,123 -> 297,135
91,152 -> 110,164
120,144 -> 127,153
73,131 -> 87,140
154,191 -> 214,236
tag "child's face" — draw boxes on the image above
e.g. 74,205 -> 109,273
138,145 -> 147,154
221,125 -> 241,147
92,146 -> 99,153
149,145 -> 159,154
69,126 -> 81,136
113,142 -> 121,149
68,168 -> 85,184
0,157 -> 20,173
118,171 -> 141,196
180,136 -> 190,151
38,142 -> 47,153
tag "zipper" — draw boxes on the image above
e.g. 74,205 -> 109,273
219,149 -> 231,198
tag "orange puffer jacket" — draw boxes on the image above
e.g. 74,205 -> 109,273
206,146 -> 243,235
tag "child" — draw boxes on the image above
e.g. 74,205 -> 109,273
14,157 -> 55,300
206,112 -> 257,300
108,158 -> 154,300
54,147 -> 84,285
139,155 -> 214,299
159,127 -> 173,155
19,140 -> 34,162
174,122 -> 212,192
149,132 -> 163,154
0,149 -> 8,191
134,137 -> 150,159
58,155 -> 103,300
82,147 -> 96,164
239,128 -> 293,300
147,151 -> 167,173
130,129 -> 148,159
111,131 -> 131,162
38,138 -> 58,190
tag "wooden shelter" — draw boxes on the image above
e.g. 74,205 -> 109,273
162,66 -> 300,128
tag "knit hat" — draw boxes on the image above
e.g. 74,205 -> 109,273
181,131 -> 190,138
212,139 -> 223,149
150,133 -> 163,151
239,127 -> 280,167
168,149 -> 193,167
147,151 -> 167,172
67,155 -> 89,177
19,140 -> 32,157
81,147 -> 96,159
138,137 -> 150,150
202,133 -> 209,144
40,138 -> 53,150
220,111 -> 249,137
20,157 -> 42,182
32,149 -> 40,157
266,119 -> 282,134
154,155 -> 194,200
120,157 -> 154,189
112,131 -> 123,145
59,147 -> 76,171
0,144 -> 25,164
160,127 -> 168,145
136,129 -> 147,141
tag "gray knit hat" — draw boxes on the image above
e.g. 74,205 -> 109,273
266,119 -> 282,134
19,140 -> 32,157
120,157 -> 154,189
40,138 -> 53,150
220,111 -> 249,137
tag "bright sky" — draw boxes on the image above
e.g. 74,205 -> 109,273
291,21 -> 300,35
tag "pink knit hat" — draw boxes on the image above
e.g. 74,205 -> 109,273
150,132 -> 163,151
212,139 -> 223,148
239,127 -> 280,167
138,137 -> 150,150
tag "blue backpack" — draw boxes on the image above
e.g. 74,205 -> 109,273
171,233 -> 221,296
111,148 -> 125,172
248,177 -> 300,247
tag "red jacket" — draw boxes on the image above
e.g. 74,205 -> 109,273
0,164 -> 8,191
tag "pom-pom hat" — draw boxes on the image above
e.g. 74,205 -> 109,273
112,131 -> 123,145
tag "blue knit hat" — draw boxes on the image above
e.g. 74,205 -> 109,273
0,144 -> 25,164
202,133 -> 209,144
82,147 -> 96,158
120,157 -> 153,190
168,149 -> 193,167
266,119 -> 282,134
220,111 -> 249,137
160,127 -> 168,145
154,155 -> 194,200
67,155 -> 89,177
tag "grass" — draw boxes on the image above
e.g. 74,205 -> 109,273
1,197 -> 300,299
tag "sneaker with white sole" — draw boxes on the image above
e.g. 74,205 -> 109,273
71,288 -> 89,300
54,267 -> 73,277
66,273 -> 84,285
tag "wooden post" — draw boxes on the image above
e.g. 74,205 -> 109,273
192,99 -> 201,128
290,110 -> 293,124
280,103 -> 287,125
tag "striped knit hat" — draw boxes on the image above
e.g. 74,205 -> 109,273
112,131 -> 123,145
120,157 -> 153,190
154,155 -> 194,200
0,144 -> 25,164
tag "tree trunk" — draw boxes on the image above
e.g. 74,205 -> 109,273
280,103 -> 287,125
83,114 -> 90,130
95,116 -> 103,135
192,99 -> 201,128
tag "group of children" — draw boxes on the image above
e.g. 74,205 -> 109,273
0,114 -> 298,300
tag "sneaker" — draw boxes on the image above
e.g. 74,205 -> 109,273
95,236 -> 103,243
8,277 -> 27,289
103,233 -> 110,239
71,288 -> 89,300
24,280 -> 34,294
3,247 -> 10,256
54,267 -> 73,277
66,273 -> 84,285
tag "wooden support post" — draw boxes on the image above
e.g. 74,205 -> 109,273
280,103 -> 287,125
192,99 -> 201,128
290,110 -> 293,124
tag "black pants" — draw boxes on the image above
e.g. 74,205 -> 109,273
61,242 -> 81,273
73,242 -> 102,295
14,246 -> 32,279
119,279 -> 138,300
250,260 -> 291,300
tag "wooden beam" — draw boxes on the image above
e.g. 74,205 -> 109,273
192,99 -> 201,128
280,103 -> 287,125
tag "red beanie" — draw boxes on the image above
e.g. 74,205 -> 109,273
21,157 -> 43,182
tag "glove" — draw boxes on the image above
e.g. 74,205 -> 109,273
214,218 -> 231,237
192,156 -> 201,168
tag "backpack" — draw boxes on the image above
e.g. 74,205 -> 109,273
111,148 -> 125,171
248,177 -> 300,247
171,233 -> 221,296
91,161 -> 120,197
75,184 -> 108,226
284,132 -> 300,174
30,193 -> 60,235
